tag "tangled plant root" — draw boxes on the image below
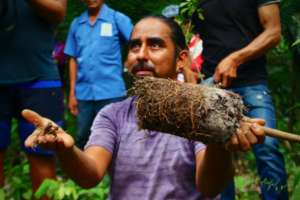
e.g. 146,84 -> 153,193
130,77 -> 246,144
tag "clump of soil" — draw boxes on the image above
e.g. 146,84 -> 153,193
130,77 -> 246,144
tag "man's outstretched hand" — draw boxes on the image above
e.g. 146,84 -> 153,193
22,109 -> 74,151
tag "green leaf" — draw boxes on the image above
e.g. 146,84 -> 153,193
34,179 -> 57,199
55,186 -> 65,200
291,180 -> 300,200
179,2 -> 189,7
292,39 -> 300,47
235,176 -> 247,190
22,190 -> 32,200
0,189 -> 5,200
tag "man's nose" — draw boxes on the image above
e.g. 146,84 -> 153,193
136,45 -> 149,61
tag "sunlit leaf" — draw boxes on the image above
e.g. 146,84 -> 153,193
0,189 -> 5,200
292,39 -> 300,47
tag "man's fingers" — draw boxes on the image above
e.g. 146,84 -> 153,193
242,118 -> 266,144
245,131 -> 258,145
213,71 -> 221,83
221,73 -> 228,88
72,108 -> 78,116
69,105 -> 78,116
24,128 -> 40,148
58,133 -> 74,148
225,133 -> 239,151
222,76 -> 231,88
236,129 -> 251,151
244,117 -> 265,126
22,109 -> 45,127
250,124 -> 265,144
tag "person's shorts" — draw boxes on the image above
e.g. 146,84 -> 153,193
0,80 -> 64,156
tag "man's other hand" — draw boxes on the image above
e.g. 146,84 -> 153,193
22,109 -> 74,151
226,118 -> 265,151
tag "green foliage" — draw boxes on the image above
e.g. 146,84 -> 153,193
4,158 -> 32,200
179,0 -> 203,20
175,0 -> 204,41
235,175 -> 260,200
280,0 -> 300,50
56,0 -> 85,41
292,39 -> 300,47
107,0 -> 181,22
291,180 -> 300,200
0,189 -> 5,200
2,120 -> 33,200
35,176 -> 109,200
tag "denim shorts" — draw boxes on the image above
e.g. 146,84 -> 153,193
0,80 -> 64,155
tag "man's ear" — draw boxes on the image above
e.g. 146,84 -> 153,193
176,49 -> 190,72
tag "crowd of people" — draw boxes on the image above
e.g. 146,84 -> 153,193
0,0 -> 288,199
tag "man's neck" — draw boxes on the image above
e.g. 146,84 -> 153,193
88,6 -> 101,24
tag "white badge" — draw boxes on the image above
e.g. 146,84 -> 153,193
100,23 -> 113,37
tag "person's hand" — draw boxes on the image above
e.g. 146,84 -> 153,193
22,109 -> 74,151
225,118 -> 265,152
68,94 -> 78,116
182,66 -> 198,84
213,55 -> 239,88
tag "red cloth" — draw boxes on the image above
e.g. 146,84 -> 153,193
188,34 -> 203,73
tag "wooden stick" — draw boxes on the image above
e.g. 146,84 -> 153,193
263,127 -> 300,143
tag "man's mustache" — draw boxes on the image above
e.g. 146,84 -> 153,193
131,62 -> 155,74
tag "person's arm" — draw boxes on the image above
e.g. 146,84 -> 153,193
22,109 -> 112,188
195,119 -> 265,197
214,3 -> 281,88
68,57 -> 78,116
26,0 -> 67,24
57,146 -> 112,188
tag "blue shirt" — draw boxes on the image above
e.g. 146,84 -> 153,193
64,4 -> 133,100
0,0 -> 59,84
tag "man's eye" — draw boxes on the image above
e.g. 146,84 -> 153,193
150,43 -> 161,49
129,44 -> 140,51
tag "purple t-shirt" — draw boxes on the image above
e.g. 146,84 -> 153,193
86,97 -> 208,200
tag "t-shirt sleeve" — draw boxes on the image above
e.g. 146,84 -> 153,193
115,12 -> 133,41
257,0 -> 280,7
64,19 -> 78,57
194,141 -> 206,154
84,104 -> 118,153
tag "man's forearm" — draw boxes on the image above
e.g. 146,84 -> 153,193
69,58 -> 77,97
229,27 -> 281,66
26,0 -> 67,24
57,147 -> 104,188
196,145 -> 234,197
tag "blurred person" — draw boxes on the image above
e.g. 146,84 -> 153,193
64,0 -> 133,149
0,0 -> 67,198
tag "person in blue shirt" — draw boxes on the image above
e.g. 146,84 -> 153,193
0,0 -> 66,198
64,0 -> 133,149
